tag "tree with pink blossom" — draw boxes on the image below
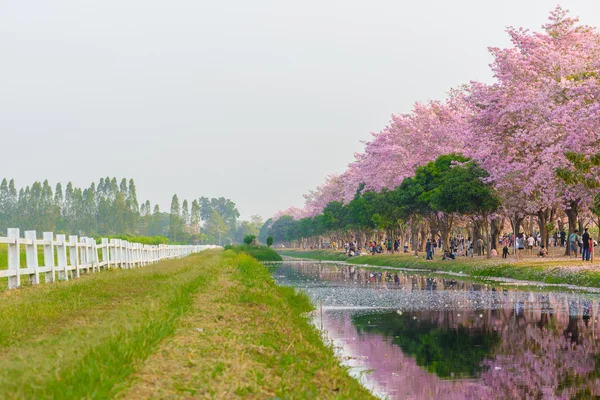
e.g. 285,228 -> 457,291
465,6 -> 600,250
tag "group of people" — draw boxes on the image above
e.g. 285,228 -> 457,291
501,229 -> 596,261
568,228 -> 595,261
425,238 -> 468,261
343,238 -> 411,257
509,234 -> 541,259
338,228 -> 597,262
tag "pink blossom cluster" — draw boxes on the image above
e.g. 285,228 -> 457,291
271,6 -> 600,224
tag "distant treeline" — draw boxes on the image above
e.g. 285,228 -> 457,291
0,177 -> 263,245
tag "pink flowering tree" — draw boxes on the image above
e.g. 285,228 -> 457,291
302,174 -> 346,217
348,96 -> 469,196
465,7 -> 600,249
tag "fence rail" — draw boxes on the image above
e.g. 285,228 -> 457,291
0,228 -> 217,289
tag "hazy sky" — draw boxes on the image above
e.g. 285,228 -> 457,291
1,1 -> 600,220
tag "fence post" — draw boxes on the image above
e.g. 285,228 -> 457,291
25,230 -> 40,285
136,243 -> 140,267
118,240 -> 124,269
130,242 -> 134,268
125,241 -> 130,268
116,239 -> 122,268
4,230 -> 211,290
132,243 -> 137,267
136,243 -> 141,267
118,239 -> 124,268
69,235 -> 80,278
43,232 -> 55,283
101,238 -> 109,269
7,228 -> 20,289
126,241 -> 132,269
86,237 -> 94,272
91,238 -> 98,272
109,239 -> 116,268
86,238 -> 92,272
56,234 -> 68,281
79,237 -> 88,273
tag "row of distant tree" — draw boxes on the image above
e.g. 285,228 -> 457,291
0,177 -> 263,244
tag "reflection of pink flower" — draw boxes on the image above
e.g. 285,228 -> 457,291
323,308 -> 600,399
306,264 -> 600,399
481,322 -> 600,399
322,311 -> 492,400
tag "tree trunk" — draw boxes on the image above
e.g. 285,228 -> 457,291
509,215 -> 524,255
440,224 -> 450,252
529,215 -> 535,237
564,200 -> 579,256
430,226 -> 437,243
490,218 -> 500,250
484,215 -> 492,259
412,227 -> 419,256
473,221 -> 482,256
419,228 -> 426,252
537,208 -> 555,250
437,213 -> 454,251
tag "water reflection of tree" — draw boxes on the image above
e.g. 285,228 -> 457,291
350,306 -> 600,398
282,263 -> 600,397
353,312 -> 500,379
280,263 -> 488,291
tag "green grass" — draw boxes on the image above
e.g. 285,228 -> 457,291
226,244 -> 283,261
121,250 -> 373,399
279,249 -> 600,289
0,249 -> 372,399
0,250 -> 219,399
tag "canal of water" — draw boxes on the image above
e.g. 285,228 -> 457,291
272,260 -> 600,399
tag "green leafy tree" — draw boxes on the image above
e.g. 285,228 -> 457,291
269,215 -> 296,245
266,235 -> 274,247
199,197 -> 240,242
243,234 -> 256,245
203,210 -> 228,245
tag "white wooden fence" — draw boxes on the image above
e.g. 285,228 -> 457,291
0,228 -> 217,289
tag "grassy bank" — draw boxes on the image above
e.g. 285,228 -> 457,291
0,248 -> 372,399
225,244 -> 283,261
279,249 -> 600,289
122,250 -> 372,399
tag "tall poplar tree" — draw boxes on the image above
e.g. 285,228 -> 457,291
0,179 -> 9,230
190,199 -> 200,234
169,194 -> 181,241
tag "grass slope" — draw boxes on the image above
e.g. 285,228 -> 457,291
122,251 -> 373,399
226,244 -> 283,261
0,248 -> 372,399
279,249 -> 600,289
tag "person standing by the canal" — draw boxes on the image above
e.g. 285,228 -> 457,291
582,228 -> 591,261
426,239 -> 433,260
569,230 -> 579,257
